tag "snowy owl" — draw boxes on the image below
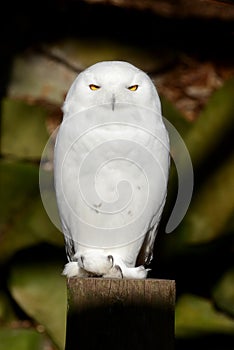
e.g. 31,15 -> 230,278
54,61 -> 170,279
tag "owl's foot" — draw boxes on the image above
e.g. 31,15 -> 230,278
64,251 -> 149,279
104,265 -> 123,278
123,265 -> 149,279
113,260 -> 149,279
103,264 -> 149,279
62,262 -> 89,278
75,250 -> 114,276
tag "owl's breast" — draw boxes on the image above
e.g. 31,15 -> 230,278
79,124 -> 149,154
55,104 -> 169,249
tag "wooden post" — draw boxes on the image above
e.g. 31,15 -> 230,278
65,278 -> 175,350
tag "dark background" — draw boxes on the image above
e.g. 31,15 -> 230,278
0,1 -> 234,349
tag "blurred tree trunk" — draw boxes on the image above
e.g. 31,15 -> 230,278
83,0 -> 234,20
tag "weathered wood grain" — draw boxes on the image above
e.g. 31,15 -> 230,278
65,278 -> 175,350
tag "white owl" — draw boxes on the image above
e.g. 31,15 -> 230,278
54,61 -> 170,279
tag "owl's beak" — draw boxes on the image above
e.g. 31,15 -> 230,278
111,94 -> 116,111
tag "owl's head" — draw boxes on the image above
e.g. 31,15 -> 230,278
63,61 -> 161,117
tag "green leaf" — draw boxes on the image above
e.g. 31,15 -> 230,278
213,268 -> 234,318
0,328 -> 44,350
0,291 -> 17,323
165,153 -> 234,251
176,294 -> 234,338
184,77 -> 234,169
8,262 -> 67,350
1,98 -> 49,160
0,160 -> 39,232
161,96 -> 191,138
0,160 -> 63,263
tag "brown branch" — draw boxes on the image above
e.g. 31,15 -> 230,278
83,0 -> 234,20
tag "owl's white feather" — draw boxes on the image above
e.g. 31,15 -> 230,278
54,61 -> 170,278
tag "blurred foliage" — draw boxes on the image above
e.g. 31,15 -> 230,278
0,328 -> 45,350
8,261 -> 66,349
213,268 -> 234,318
176,294 -> 234,338
0,160 -> 63,263
183,78 -> 234,169
1,99 -> 49,159
0,1 -> 234,350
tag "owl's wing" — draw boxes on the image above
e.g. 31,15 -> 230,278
64,235 -> 76,262
136,226 -> 157,266
58,217 -> 76,261
136,194 -> 167,267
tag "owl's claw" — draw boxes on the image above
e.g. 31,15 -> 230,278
76,250 -> 114,276
62,262 -> 89,278
70,251 -> 149,279
104,264 -> 123,278
79,255 -> 85,268
107,255 -> 114,267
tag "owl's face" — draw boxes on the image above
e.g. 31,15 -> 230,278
63,61 -> 161,117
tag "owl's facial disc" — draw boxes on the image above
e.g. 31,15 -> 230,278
62,62 -> 162,117
88,81 -> 140,111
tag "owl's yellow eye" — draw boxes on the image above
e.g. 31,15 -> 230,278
128,85 -> 138,91
89,84 -> 101,91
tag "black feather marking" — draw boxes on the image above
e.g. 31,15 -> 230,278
64,236 -> 76,262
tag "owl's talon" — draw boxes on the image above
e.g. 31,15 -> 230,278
63,262 -> 89,278
75,251 -> 115,275
115,265 -> 123,278
107,255 -> 114,267
80,255 -> 84,267
104,264 -> 123,279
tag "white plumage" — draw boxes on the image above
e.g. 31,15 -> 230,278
54,61 -> 170,278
